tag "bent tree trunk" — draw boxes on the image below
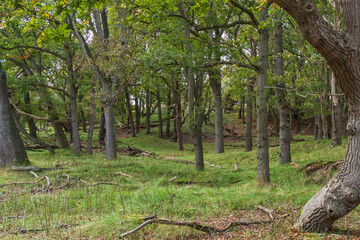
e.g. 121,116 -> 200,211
275,0 -> 360,232
0,64 -> 29,167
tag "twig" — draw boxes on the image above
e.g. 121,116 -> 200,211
114,172 -> 133,178
29,171 -> 39,178
257,206 -> 274,220
120,217 -> 270,238
11,224 -> 79,234
0,176 -> 46,188
204,162 -> 224,169
168,176 -> 177,182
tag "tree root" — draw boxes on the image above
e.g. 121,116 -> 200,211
119,216 -> 271,238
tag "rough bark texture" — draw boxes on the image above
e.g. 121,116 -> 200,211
274,20 -> 291,164
274,0 -> 360,232
256,5 -> 270,184
0,64 -> 29,167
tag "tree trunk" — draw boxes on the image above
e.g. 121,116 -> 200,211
135,96 -> 140,134
209,67 -> 224,154
104,104 -> 117,159
274,19 -> 291,164
171,81 -> 184,151
69,81 -> 81,153
166,91 -> 171,137
256,5 -> 270,184
24,92 -> 37,138
157,86 -> 163,138
179,2 -> 204,170
245,82 -> 253,152
274,0 -> 360,232
331,71 -> 342,146
0,64 -> 29,167
87,87 -> 96,154
99,107 -> 105,145
125,85 -> 136,137
145,89 -> 151,134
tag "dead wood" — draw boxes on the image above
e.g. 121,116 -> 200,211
11,224 -> 79,234
0,175 -> 50,189
114,172 -> 133,178
299,160 -> 343,175
257,206 -> 274,220
10,166 -> 56,172
120,216 -> 270,238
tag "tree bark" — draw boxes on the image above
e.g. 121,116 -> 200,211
256,5 -> 270,184
274,19 -> 291,164
99,107 -> 105,145
274,0 -> 360,232
0,64 -> 29,167
331,71 -> 342,146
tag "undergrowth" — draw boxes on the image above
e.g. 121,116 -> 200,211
0,126 -> 357,239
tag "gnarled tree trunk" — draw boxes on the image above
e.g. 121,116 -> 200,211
275,0 -> 360,232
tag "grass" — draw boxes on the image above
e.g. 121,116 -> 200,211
0,123 -> 357,239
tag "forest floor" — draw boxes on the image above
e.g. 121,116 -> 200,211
1,114 -> 359,239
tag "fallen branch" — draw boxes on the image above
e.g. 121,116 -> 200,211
114,172 -> 133,178
120,217 -> 270,238
204,162 -> 224,169
11,224 -> 78,234
257,206 -> 274,220
29,171 -> 39,178
0,176 -> 47,188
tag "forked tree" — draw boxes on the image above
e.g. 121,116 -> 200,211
274,0 -> 360,232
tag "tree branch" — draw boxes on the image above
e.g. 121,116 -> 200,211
229,1 -> 259,27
